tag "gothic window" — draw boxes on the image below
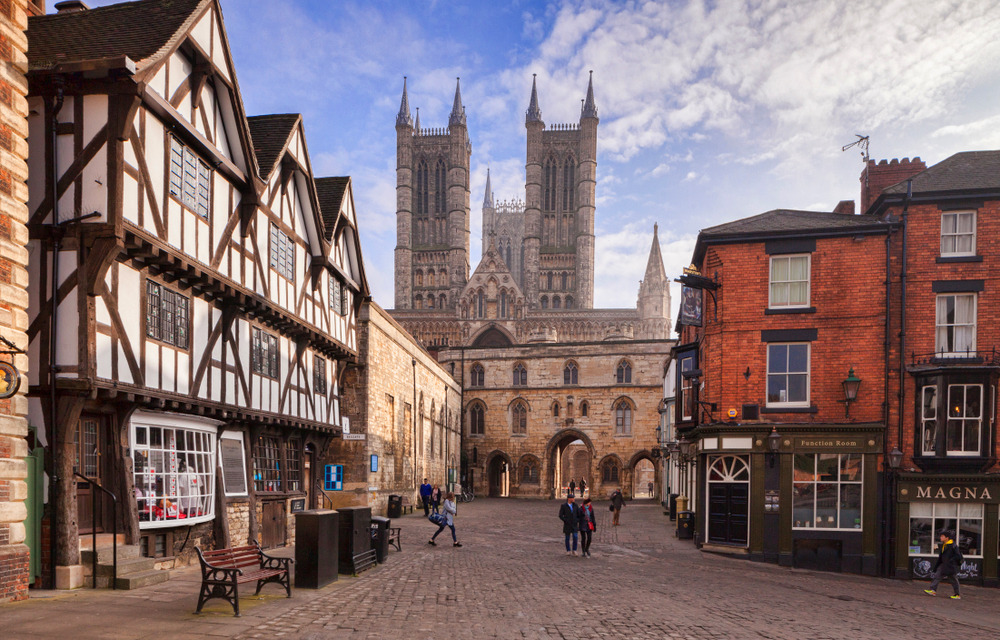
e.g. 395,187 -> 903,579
414,294 -> 423,310
561,272 -> 568,290
520,459 -> 539,484
470,402 -> 485,436
562,157 -> 575,211
602,460 -> 620,483
512,401 -> 527,435
553,296 -> 561,309
614,398 -> 634,435
547,272 -> 553,290
434,158 -> 446,214
543,157 -> 557,212
513,363 -> 527,386
540,296 -> 548,309
616,360 -> 633,384
500,291 -> 508,318
580,401 -> 589,417
415,270 -> 423,286
553,402 -> 560,417
426,269 -> 434,287
439,294 -> 446,309
565,296 -> 574,309
564,362 -> 578,385
416,159 -> 429,217
470,363 -> 485,387
427,296 -> 435,309
477,290 -> 485,317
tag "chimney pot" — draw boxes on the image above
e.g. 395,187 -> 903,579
55,0 -> 89,12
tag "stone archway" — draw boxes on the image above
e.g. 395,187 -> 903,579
483,450 -> 512,497
543,429 -> 596,499
627,450 -> 660,500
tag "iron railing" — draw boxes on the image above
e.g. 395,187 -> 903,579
73,472 -> 117,589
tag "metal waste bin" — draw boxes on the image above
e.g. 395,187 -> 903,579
295,509 -> 339,588
677,511 -> 694,540
371,516 -> 390,563
387,494 -> 402,519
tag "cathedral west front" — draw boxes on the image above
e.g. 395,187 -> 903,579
388,74 -> 674,499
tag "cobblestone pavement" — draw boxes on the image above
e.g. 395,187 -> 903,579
2,498 -> 999,639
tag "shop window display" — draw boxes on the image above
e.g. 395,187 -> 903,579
792,453 -> 862,530
132,420 -> 216,529
909,502 -> 982,557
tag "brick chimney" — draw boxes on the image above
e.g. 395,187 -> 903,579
54,1 -> 89,13
833,200 -> 855,215
860,157 -> 926,213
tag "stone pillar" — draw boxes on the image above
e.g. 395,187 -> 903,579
523,119 -> 544,307
0,0 -> 32,603
394,122 -> 414,309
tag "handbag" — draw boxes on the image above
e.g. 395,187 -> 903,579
609,504 -> 614,512
429,512 -> 446,526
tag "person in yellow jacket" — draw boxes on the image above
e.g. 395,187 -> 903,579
923,531 -> 963,599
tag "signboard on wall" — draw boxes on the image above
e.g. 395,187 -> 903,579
678,286 -> 703,327
219,433 -> 248,496
290,498 -> 305,513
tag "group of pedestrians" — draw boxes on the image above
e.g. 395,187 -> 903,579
566,478 -> 587,497
558,493 -> 597,556
419,478 -> 443,515
421,478 -> 462,547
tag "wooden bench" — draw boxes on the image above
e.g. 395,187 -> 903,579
388,527 -> 401,552
195,543 -> 292,616
400,495 -> 415,514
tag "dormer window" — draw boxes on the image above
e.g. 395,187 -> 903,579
169,135 -> 211,219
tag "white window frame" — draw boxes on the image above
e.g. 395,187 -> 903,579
920,385 -> 937,456
936,293 -> 977,356
945,383 -> 983,456
940,210 -> 976,257
909,502 -> 983,558
769,254 -> 810,309
131,411 -> 219,530
792,453 -> 863,532
680,356 -> 694,421
766,343 -> 810,408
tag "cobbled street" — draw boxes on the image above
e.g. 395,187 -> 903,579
3,498 -> 999,639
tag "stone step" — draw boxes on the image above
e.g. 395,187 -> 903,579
79,533 -> 125,550
81,544 -> 141,565
87,556 -> 158,578
94,569 -> 170,590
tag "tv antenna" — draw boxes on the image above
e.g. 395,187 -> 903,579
842,134 -> 870,163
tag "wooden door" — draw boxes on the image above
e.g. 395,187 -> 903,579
74,416 -> 105,534
261,500 -> 286,548
707,483 -> 749,545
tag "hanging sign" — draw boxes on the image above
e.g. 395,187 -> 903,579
0,361 -> 21,399
678,286 -> 703,327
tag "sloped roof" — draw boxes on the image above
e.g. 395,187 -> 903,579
247,114 -> 300,180
700,209 -> 883,238
883,150 -> 1000,195
28,0 -> 204,72
315,176 -> 350,240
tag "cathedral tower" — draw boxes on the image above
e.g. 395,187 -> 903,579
523,73 -> 598,310
394,78 -> 471,310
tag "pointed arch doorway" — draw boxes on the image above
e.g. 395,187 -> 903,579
487,456 -> 509,497
544,429 -> 595,499
706,455 -> 750,546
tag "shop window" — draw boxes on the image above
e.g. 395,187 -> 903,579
254,435 -> 282,492
251,327 -> 280,379
286,438 -> 302,492
314,355 -> 327,395
470,363 -> 485,387
792,453 -> 862,530
769,254 -> 810,308
564,361 -> 578,385
169,135 -> 211,219
145,280 -> 189,349
513,363 -> 527,386
616,360 -> 632,384
909,502 -> 982,558
936,293 -> 976,356
269,222 -> 295,281
767,343 -> 809,407
131,415 -> 216,529
512,401 -> 527,435
614,398 -> 633,435
469,403 -> 485,436
940,211 -> 976,257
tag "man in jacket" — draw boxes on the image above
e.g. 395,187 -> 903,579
611,488 -> 626,526
559,494 -> 580,556
419,479 -> 432,516
923,531 -> 962,599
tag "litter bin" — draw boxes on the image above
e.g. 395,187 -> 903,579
387,494 -> 402,519
677,511 -> 694,540
371,516 -> 390,564
295,509 -> 339,588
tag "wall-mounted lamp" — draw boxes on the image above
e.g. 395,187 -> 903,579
842,368 -> 861,417
678,437 -> 693,458
888,447 -> 903,471
767,427 -> 781,467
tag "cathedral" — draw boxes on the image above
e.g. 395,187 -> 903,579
389,74 -> 671,350
388,74 -> 674,499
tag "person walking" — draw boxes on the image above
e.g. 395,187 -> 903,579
430,484 -> 442,514
647,481 -> 654,498
559,493 -> 580,556
429,491 -> 462,547
420,478 -> 432,516
579,497 -> 596,557
611,488 -> 626,526
579,478 -> 587,497
923,531 -> 962,599
568,478 -> 576,497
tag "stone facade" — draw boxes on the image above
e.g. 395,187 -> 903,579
0,0 -> 31,603
337,302 -> 461,516
440,340 -> 673,499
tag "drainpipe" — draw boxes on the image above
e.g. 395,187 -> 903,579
897,180 -> 911,457
48,80 -> 65,591
411,358 -> 417,494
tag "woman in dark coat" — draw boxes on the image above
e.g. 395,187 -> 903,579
578,497 -> 597,557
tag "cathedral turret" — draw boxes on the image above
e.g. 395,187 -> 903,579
526,74 -> 542,124
523,74 -> 545,306
449,78 -> 466,128
414,107 -> 420,134
637,223 -> 671,339
581,70 -> 598,121
483,167 -> 494,209
396,76 -> 413,128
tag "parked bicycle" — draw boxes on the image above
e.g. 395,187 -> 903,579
457,487 -> 475,503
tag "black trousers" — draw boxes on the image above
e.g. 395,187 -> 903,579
580,528 -> 593,553
421,496 -> 430,515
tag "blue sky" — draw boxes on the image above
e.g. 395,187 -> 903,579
82,0 -> 1000,316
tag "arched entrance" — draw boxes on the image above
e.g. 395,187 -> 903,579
706,455 -> 750,546
543,429 -> 596,499
487,455 -> 509,497
633,459 -> 655,498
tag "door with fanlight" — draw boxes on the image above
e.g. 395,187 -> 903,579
706,456 -> 750,546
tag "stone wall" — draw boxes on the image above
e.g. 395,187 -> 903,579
226,500 -> 250,548
0,0 -> 30,603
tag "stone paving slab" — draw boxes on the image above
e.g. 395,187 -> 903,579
1,499 -> 998,639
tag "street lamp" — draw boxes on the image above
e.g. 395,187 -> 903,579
842,368 -> 861,417
767,427 -> 781,468
888,447 -> 903,471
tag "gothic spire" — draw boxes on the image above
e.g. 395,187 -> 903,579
449,77 -> 466,127
581,70 -> 598,120
483,168 -> 494,209
525,74 -> 542,124
396,77 -> 413,127
641,223 -> 667,287
414,107 -> 420,134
